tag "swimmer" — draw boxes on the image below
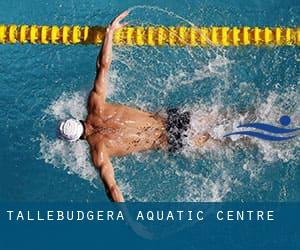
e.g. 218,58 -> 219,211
58,11 -> 210,202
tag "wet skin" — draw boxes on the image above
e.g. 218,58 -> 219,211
79,11 -> 162,203
80,11 -> 209,202
84,95 -> 168,157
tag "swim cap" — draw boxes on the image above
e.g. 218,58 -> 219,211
58,118 -> 84,142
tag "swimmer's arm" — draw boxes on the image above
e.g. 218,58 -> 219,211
94,11 -> 129,99
92,144 -> 125,202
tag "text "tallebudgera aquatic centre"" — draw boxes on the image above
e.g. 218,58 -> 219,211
4,210 -> 275,222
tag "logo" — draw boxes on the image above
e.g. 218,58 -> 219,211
224,116 -> 300,141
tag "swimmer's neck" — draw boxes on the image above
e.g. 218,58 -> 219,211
81,121 -> 100,139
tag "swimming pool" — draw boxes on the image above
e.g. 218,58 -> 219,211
0,0 -> 299,202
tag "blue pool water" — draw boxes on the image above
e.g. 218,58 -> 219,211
0,0 -> 299,202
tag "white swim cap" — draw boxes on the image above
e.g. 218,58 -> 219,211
58,118 -> 84,142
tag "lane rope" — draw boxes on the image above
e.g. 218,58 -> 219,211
0,25 -> 299,46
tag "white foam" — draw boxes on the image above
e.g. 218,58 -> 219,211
37,7 -> 299,202
45,91 -> 87,120
253,90 -> 300,162
39,92 -> 98,184
39,134 -> 97,183
180,89 -> 300,163
38,71 -> 300,203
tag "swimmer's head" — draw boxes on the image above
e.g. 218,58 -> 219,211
57,118 -> 84,142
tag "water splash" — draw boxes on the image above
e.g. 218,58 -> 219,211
39,89 -> 300,202
37,6 -> 300,202
39,134 -> 97,184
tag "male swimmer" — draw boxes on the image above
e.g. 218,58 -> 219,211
58,11 -> 210,202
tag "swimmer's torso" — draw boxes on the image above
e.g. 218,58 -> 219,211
85,92 -> 167,156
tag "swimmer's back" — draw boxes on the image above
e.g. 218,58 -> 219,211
86,102 -> 168,156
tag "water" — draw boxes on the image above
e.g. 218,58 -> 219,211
0,0 -> 299,202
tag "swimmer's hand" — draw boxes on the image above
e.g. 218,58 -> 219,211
107,10 -> 129,33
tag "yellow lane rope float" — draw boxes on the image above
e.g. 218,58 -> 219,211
0,24 -> 299,46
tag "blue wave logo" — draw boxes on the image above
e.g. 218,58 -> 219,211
224,116 -> 300,141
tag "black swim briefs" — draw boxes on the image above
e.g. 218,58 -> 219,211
166,108 -> 191,153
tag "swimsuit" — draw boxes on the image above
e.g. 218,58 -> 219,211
166,108 -> 191,153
